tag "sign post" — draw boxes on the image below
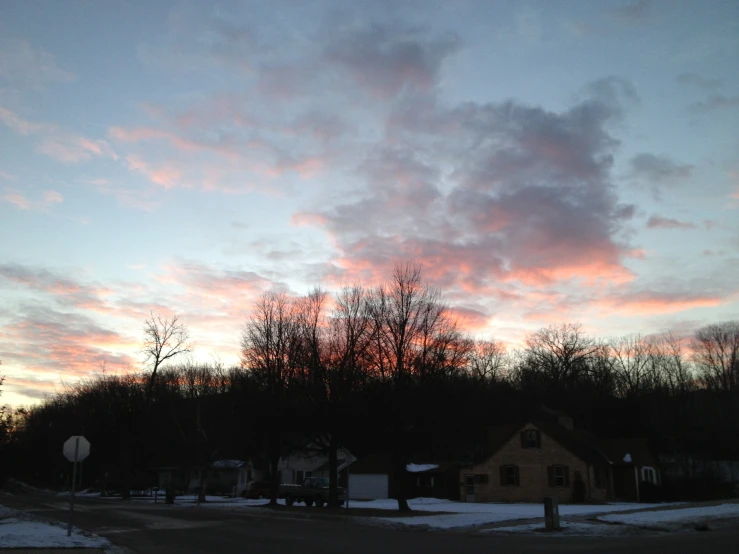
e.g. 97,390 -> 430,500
63,436 -> 90,537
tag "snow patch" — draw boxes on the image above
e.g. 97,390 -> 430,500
486,520 -> 631,536
623,453 -> 632,463
406,464 -> 439,473
0,504 -> 111,549
598,503 -> 739,527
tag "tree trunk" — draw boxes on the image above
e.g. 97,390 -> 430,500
269,431 -> 280,506
328,433 -> 339,508
120,423 -> 132,500
392,419 -> 411,512
393,447 -> 410,512
198,465 -> 207,504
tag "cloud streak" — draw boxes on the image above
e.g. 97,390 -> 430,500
2,189 -> 63,211
646,215 -> 695,229
0,106 -> 117,163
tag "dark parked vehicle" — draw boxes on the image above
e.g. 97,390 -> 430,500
278,477 -> 346,507
243,480 -> 272,499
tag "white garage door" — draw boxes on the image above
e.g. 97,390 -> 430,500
349,474 -> 389,500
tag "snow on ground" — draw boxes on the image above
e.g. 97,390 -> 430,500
598,503 -> 739,527
0,503 -> 111,549
354,497 -> 658,514
485,520 -> 630,536
359,498 -> 670,530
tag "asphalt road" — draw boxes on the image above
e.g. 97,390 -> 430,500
3,492 -> 739,554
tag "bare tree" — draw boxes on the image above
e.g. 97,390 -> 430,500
650,332 -> 694,395
523,323 -> 598,387
142,313 -> 192,397
367,263 -> 461,512
468,339 -> 508,382
693,321 -> 739,392
0,363 -> 8,446
609,334 -> 657,397
240,292 -> 301,506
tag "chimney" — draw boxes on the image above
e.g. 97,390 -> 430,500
557,415 -> 574,430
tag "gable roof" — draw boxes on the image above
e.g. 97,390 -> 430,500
599,438 -> 658,467
534,422 -> 612,466
349,452 -> 394,474
482,421 -> 613,466
313,457 -> 356,473
210,459 -> 246,469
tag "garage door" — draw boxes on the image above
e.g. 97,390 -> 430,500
349,473 -> 389,499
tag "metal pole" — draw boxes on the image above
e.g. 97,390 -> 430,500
346,464 -> 349,514
67,438 -> 79,537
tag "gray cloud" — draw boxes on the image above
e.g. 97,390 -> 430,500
646,215 -> 696,229
689,94 -> 739,113
676,73 -> 722,91
300,78 -> 638,288
629,153 -> 693,184
610,0 -> 652,22
324,24 -> 460,99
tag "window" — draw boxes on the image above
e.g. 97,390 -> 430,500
296,470 -> 304,485
416,475 -> 435,488
474,473 -> 488,484
548,465 -> 569,488
520,429 -> 541,448
499,465 -> 520,486
642,467 -> 656,484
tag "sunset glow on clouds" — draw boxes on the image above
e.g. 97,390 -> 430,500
1,1 -> 738,406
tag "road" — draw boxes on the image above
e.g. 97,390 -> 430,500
3,492 -> 739,554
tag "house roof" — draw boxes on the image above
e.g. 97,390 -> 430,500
313,457 -> 355,473
482,421 -> 613,466
211,460 -> 246,469
600,438 -> 658,467
349,452 -> 394,474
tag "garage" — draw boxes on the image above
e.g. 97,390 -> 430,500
348,473 -> 389,500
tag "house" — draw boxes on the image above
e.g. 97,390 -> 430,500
601,438 -> 661,502
189,460 -> 249,495
459,417 -> 614,503
277,444 -> 355,486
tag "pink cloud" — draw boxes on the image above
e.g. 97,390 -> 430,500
125,155 -> 184,189
0,105 -> 117,163
3,192 -> 32,210
38,135 -> 118,163
43,190 -> 63,204
0,310 -> 137,380
0,106 -> 48,135
2,189 -> 63,211
596,292 -> 723,316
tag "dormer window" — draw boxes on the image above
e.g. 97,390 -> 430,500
521,429 -> 541,448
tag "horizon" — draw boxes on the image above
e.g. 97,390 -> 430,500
1,0 -> 738,407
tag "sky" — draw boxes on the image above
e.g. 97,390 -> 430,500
1,0 -> 738,407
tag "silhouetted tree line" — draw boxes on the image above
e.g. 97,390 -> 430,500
1,266 -> 738,508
